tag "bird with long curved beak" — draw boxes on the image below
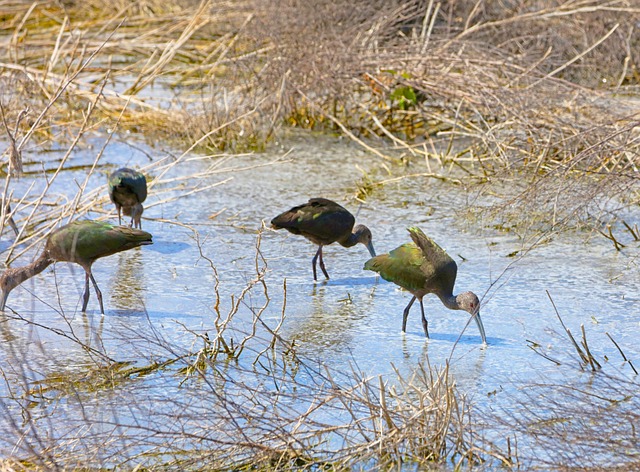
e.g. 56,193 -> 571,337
0,220 -> 152,314
108,167 -> 147,229
271,198 -> 376,280
364,226 -> 486,344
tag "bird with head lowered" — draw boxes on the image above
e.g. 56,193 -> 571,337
271,198 -> 376,281
364,226 -> 486,344
0,220 -> 152,314
108,167 -> 147,229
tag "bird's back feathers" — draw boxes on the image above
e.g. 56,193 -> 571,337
271,198 -> 355,246
46,221 -> 152,266
108,168 -> 147,204
365,227 -> 458,297
364,243 -> 427,292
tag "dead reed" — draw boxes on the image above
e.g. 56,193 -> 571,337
512,291 -> 640,470
0,227 -> 486,470
246,0 -> 640,236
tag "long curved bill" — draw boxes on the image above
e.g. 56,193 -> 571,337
474,311 -> 487,344
366,242 -> 376,258
0,291 -> 7,312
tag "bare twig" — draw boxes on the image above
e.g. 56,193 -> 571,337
606,332 -> 638,375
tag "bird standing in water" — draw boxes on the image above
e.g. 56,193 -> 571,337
0,220 -> 152,314
271,198 -> 376,280
364,226 -> 486,343
108,168 -> 147,229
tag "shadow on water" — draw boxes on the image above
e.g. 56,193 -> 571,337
321,275 -> 379,286
400,330 -> 491,346
145,239 -> 191,254
0,240 -> 14,253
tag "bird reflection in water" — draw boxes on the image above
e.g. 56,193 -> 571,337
107,248 -> 148,314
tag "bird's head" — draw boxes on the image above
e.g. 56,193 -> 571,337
457,291 -> 486,344
354,224 -> 376,258
457,291 -> 480,314
0,268 -> 22,311
123,203 -> 144,228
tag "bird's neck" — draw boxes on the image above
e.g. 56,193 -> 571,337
340,231 -> 359,248
5,252 -> 53,287
438,293 -> 460,311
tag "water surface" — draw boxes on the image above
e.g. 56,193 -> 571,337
1,130 -> 638,467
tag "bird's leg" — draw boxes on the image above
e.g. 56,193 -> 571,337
311,246 -> 321,281
318,246 -> 330,279
117,205 -> 122,226
419,298 -> 429,338
81,272 -> 91,312
131,204 -> 143,229
402,296 -> 416,332
89,273 -> 104,315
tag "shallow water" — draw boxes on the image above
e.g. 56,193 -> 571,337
1,130 -> 638,467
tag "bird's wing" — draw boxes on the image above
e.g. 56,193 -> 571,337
109,169 -> 147,202
107,172 -> 119,202
364,243 -> 427,292
408,227 -> 457,293
48,221 -> 152,263
271,199 -> 354,243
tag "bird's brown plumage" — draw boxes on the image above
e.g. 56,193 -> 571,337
271,198 -> 375,280
0,220 -> 152,313
364,227 -> 486,343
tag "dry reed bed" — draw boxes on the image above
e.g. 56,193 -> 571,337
2,1 -> 639,165
249,0 -> 640,236
0,1 -> 639,470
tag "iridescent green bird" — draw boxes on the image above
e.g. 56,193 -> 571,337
108,167 -> 147,229
364,227 -> 486,343
271,198 -> 376,281
0,220 -> 152,314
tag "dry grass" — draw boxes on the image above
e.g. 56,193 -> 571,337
1,1 -> 639,175
0,229 -> 487,470
492,371 -> 640,471
245,0 -> 640,235
1,1 -> 639,470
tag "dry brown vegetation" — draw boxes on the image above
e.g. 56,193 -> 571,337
1,0 -> 639,470
0,232 -> 490,470
1,0 -> 639,236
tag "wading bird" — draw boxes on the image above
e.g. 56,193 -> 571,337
108,167 -> 147,229
0,220 -> 152,314
271,198 -> 376,280
364,226 -> 486,343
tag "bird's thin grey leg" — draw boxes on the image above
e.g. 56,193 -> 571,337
318,246 -> 330,279
89,273 -> 104,315
81,272 -> 91,312
419,298 -> 429,338
402,296 -> 416,332
117,206 -> 122,226
311,246 -> 321,281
